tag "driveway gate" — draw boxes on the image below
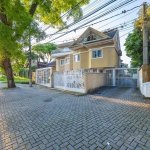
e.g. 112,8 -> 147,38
36,67 -> 52,87
106,68 -> 138,87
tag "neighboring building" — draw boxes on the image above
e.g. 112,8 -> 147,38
51,27 -> 122,72
120,60 -> 128,68
37,62 -> 47,68
38,61 -> 56,71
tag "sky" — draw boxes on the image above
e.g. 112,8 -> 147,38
35,0 -> 150,66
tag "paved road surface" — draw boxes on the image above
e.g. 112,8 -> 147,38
0,83 -> 150,150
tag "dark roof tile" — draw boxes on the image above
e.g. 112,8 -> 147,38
47,61 -> 56,67
104,30 -> 117,38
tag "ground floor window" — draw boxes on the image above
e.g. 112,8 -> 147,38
60,59 -> 65,65
74,54 -> 80,62
65,57 -> 70,64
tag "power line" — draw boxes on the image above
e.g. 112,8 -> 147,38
33,0 -> 116,43
78,11 -> 137,30
97,5 -> 139,30
43,3 -> 139,40
38,0 -> 108,33
72,0 -> 126,28
34,16 -> 135,45
46,0 -> 138,42
51,22 -> 134,44
120,29 -> 133,38
37,5 -> 137,44
33,0 -> 114,43
46,0 -> 117,38
35,0 -> 136,43
42,0 -> 88,32
33,0 -> 141,45
32,0 -> 89,41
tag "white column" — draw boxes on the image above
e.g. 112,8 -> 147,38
36,70 -> 38,84
112,69 -> 116,86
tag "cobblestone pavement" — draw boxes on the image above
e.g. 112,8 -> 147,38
0,84 -> 150,150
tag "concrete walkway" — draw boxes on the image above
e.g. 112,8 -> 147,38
0,84 -> 150,150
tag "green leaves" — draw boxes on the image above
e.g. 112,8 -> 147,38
0,0 -> 89,73
124,27 -> 150,67
36,0 -> 89,26
32,43 -> 57,54
32,42 -> 57,63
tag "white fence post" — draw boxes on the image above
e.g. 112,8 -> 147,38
113,69 -> 116,86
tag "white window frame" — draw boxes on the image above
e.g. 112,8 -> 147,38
65,57 -> 70,64
60,59 -> 65,66
92,49 -> 103,59
74,53 -> 80,62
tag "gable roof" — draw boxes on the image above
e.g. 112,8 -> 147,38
72,27 -> 111,45
104,30 -> 117,38
57,41 -> 73,49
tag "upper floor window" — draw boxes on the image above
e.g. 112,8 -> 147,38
60,59 -> 65,65
65,57 -> 70,64
92,50 -> 102,58
74,54 -> 80,62
84,33 -> 97,42
87,34 -> 96,41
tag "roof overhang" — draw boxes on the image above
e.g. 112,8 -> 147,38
70,39 -> 114,50
51,51 -> 73,58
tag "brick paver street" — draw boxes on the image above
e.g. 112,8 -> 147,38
0,83 -> 150,150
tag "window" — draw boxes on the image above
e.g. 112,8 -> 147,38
74,54 -> 80,62
60,59 -> 64,65
92,50 -> 102,58
83,34 -> 97,42
87,34 -> 96,41
65,57 -> 70,64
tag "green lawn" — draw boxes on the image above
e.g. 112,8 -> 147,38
0,75 -> 29,84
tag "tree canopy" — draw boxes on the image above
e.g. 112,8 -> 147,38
124,5 -> 150,67
32,43 -> 57,63
0,0 -> 89,87
124,28 -> 144,67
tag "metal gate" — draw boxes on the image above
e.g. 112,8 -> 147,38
106,68 -> 138,87
36,67 -> 52,87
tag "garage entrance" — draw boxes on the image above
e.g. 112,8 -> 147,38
106,68 -> 138,88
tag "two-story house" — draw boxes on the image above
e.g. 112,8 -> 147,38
51,27 -> 122,72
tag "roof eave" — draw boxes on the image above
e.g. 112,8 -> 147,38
51,51 -> 73,58
70,39 -> 114,50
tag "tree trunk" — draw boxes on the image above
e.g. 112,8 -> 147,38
2,58 -> 16,88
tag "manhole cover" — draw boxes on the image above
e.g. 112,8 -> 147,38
44,99 -> 52,102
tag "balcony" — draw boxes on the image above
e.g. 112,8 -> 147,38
52,48 -> 73,58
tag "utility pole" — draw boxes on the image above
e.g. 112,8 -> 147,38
142,2 -> 150,83
143,2 -> 148,65
29,35 -> 32,87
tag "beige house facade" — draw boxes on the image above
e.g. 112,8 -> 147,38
52,27 -> 122,72
36,28 -> 139,93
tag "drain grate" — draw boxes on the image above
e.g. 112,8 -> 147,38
44,99 -> 52,102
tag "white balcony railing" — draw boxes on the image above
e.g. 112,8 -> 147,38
52,48 -> 73,57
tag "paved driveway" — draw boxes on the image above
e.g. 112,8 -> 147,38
0,84 -> 150,150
